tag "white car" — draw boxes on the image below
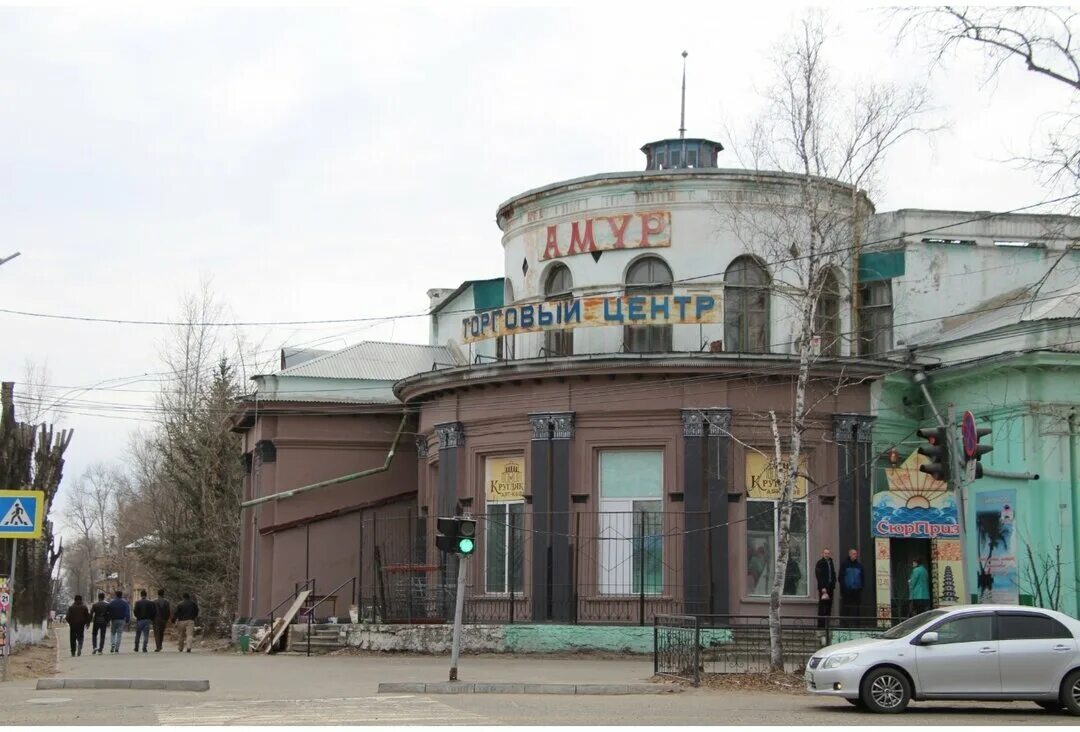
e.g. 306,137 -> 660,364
805,605 -> 1080,714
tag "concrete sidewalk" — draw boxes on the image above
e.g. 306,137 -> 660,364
49,645 -> 657,700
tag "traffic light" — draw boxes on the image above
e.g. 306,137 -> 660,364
436,516 -> 477,555
916,426 -> 949,483
969,427 -> 993,480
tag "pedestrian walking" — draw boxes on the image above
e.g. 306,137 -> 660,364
106,590 -> 131,654
90,592 -> 109,655
133,590 -> 157,653
173,593 -> 199,653
65,595 -> 91,657
814,548 -> 837,630
839,548 -> 865,621
908,558 -> 931,616
152,589 -> 171,652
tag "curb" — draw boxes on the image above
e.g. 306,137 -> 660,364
36,678 -> 210,692
378,682 -> 681,695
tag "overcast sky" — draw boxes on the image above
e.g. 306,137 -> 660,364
0,5 -> 1071,528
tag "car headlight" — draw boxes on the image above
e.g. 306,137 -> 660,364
823,652 -> 859,669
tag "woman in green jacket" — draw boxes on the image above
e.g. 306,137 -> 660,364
909,558 -> 931,616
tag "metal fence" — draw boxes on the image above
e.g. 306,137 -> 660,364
654,614 -> 899,684
346,510 -> 702,626
289,509 -> 900,630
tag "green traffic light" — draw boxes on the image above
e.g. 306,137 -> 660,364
458,537 -> 475,555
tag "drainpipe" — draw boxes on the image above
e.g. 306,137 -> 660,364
240,410 -> 410,509
1070,412 -> 1080,616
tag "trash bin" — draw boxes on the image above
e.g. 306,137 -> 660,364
238,634 -> 251,653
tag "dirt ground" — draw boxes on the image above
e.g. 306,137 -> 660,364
4,629 -> 57,681
651,672 -> 807,694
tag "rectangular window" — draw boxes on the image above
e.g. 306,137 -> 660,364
746,500 -> 808,597
598,451 -> 664,595
857,280 -> 893,357
484,456 -> 526,594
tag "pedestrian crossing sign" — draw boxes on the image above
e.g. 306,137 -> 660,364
0,490 -> 45,539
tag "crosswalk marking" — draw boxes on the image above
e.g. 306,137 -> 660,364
155,695 -> 486,726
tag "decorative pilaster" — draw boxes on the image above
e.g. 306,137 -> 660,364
550,412 -> 575,440
706,409 -> 733,436
529,414 -> 551,441
435,422 -> 465,450
682,407 -> 733,616
854,415 -> 876,443
528,411 -> 575,621
832,413 -> 859,442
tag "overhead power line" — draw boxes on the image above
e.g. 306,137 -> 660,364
1,192 -> 1078,329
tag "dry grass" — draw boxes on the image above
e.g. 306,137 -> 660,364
6,629 -> 58,680
651,672 -> 807,694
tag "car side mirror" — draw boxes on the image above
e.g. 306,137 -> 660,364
920,631 -> 939,645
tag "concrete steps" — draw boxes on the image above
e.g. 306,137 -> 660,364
287,624 -> 348,654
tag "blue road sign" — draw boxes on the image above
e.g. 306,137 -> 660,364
0,490 -> 45,539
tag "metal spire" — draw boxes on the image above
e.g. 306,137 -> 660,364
679,51 -> 688,139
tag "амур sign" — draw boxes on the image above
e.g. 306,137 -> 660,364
0,490 -> 46,540
871,453 -> 958,540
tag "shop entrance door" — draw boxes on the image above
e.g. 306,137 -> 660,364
890,538 -> 931,619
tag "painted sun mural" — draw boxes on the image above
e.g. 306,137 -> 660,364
872,451 -> 958,539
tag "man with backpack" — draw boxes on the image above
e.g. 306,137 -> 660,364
839,547 -> 865,621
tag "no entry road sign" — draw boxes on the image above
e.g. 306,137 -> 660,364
962,410 -> 978,460
0,490 -> 45,540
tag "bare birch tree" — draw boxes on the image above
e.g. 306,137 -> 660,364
725,11 -> 934,670
897,7 -> 1080,199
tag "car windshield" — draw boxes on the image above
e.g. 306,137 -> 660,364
880,610 -> 949,639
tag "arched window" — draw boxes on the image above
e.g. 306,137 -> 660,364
544,264 -> 573,357
724,256 -> 770,353
814,270 -> 841,357
857,280 -> 893,356
624,256 -> 674,353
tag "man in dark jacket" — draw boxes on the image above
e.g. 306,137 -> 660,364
152,589 -> 171,652
173,593 -> 199,653
106,590 -> 131,654
133,590 -> 157,653
839,548 -> 866,621
814,547 -> 837,630
90,592 -> 109,655
65,595 -> 91,657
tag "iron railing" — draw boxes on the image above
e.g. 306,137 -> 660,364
654,614 -> 900,684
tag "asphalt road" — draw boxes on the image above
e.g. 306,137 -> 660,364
0,641 -> 1074,725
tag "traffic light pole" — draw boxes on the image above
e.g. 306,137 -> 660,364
944,403 -> 976,605
448,555 -> 467,682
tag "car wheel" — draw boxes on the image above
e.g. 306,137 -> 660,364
1036,701 -> 1063,712
1061,669 -> 1080,716
860,667 -> 911,714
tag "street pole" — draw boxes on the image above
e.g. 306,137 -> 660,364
448,555 -> 467,682
2,539 -> 17,681
945,404 -> 975,605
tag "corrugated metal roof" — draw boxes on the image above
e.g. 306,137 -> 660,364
278,341 -> 457,380
910,282 -> 1080,347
